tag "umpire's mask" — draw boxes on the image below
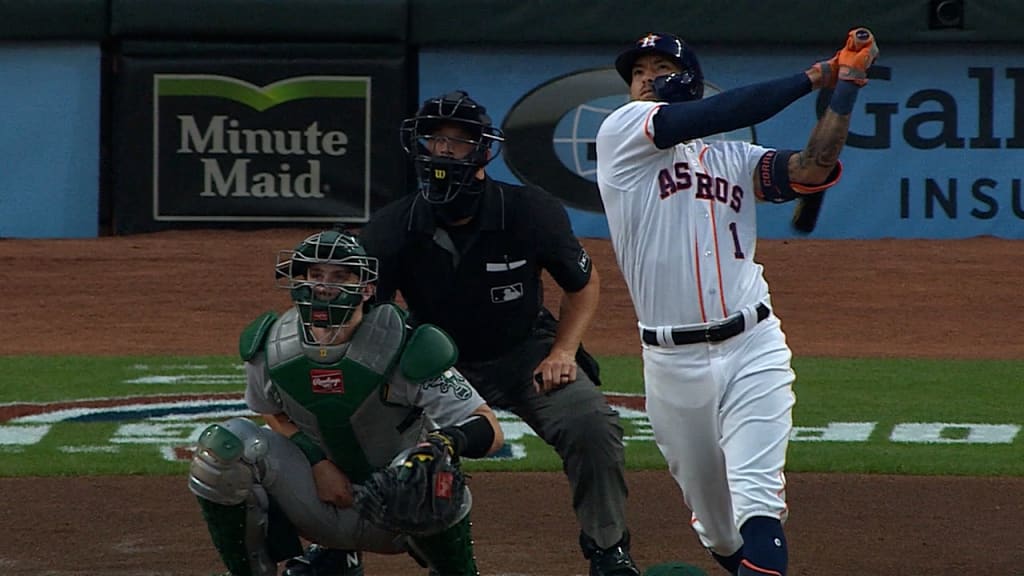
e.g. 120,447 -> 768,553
400,91 -> 505,224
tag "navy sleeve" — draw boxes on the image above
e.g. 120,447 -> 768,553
531,188 -> 591,293
652,73 -> 812,149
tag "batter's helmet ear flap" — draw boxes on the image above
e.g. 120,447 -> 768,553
615,32 -> 704,102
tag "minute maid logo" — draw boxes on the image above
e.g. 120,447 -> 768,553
153,74 -> 372,223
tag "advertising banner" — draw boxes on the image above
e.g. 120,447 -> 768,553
0,44 -> 100,238
420,46 -> 1024,239
112,46 -> 408,233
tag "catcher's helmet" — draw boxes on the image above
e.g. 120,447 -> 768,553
275,230 -> 378,338
615,32 -> 704,102
400,90 -> 505,205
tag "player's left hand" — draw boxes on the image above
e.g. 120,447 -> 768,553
533,349 -> 578,394
811,51 -> 841,90
353,439 -> 467,537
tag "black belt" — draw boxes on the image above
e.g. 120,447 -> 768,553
642,303 -> 770,346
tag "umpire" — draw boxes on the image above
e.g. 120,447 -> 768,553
358,90 -> 640,576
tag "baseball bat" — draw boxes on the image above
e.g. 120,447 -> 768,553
791,190 -> 826,234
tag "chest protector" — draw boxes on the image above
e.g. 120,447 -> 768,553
263,305 -> 409,483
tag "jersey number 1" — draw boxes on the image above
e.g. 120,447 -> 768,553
728,222 -> 745,259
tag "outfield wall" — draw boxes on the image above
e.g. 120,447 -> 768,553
2,0 -> 1022,238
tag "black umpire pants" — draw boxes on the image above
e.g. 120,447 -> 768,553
455,329 -> 630,550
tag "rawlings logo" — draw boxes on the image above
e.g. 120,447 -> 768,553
310,369 -> 344,394
434,470 -> 454,499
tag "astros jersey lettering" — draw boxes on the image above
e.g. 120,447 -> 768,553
597,100 -> 771,328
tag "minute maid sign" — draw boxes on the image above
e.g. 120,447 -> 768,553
153,74 -> 371,223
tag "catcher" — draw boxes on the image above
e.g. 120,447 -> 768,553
187,229 -> 504,576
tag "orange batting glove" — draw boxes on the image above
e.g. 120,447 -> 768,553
837,27 -> 880,86
812,51 -> 841,90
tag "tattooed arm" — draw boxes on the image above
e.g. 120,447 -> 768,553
789,106 -> 851,186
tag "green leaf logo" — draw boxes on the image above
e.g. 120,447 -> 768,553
155,74 -> 370,112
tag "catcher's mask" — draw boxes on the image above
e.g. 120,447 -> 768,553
400,90 -> 505,223
616,32 -> 704,102
275,230 -> 378,341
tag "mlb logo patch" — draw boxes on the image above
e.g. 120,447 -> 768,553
490,283 -> 523,303
578,249 -> 591,272
310,369 -> 344,394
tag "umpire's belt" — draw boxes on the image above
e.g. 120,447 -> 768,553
641,303 -> 770,346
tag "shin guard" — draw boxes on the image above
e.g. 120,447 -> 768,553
408,515 -> 479,576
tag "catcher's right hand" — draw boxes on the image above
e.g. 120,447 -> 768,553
353,433 -> 466,537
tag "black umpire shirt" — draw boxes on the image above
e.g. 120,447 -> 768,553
358,178 -> 593,362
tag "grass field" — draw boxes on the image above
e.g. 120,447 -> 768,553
1,355 -> 1021,477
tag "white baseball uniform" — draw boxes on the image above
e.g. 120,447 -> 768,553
596,100 -> 795,556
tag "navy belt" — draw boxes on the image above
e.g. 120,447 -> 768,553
642,303 -> 770,346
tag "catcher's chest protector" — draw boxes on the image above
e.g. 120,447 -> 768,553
266,305 -> 412,483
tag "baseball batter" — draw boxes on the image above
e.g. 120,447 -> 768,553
596,30 -> 878,576
187,229 -> 503,576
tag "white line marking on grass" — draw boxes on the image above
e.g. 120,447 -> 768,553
59,445 -> 119,453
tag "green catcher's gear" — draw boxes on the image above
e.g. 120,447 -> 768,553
400,324 -> 459,381
407,515 -> 479,576
261,304 -> 460,484
265,304 -> 414,483
275,229 -> 378,336
239,311 -> 277,361
189,418 -> 301,576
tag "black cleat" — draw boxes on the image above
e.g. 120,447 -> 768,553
580,531 -> 641,576
282,544 -> 363,576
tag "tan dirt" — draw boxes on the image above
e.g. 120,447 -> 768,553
1,230 -> 1021,575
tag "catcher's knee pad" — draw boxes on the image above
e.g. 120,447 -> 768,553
190,418 -> 279,576
189,417 -> 267,505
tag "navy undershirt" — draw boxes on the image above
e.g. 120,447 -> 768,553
652,72 -> 812,149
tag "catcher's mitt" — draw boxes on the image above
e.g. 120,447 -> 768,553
353,432 -> 466,537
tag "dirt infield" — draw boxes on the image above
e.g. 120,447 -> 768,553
2,230 -> 1023,575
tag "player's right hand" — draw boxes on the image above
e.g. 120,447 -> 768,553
312,459 -> 354,508
837,27 -> 879,86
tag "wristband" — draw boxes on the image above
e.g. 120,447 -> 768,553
289,430 -> 327,465
829,81 -> 860,115
438,413 -> 495,459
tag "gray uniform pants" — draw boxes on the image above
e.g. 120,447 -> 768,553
245,421 -> 407,553
456,334 -> 629,550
